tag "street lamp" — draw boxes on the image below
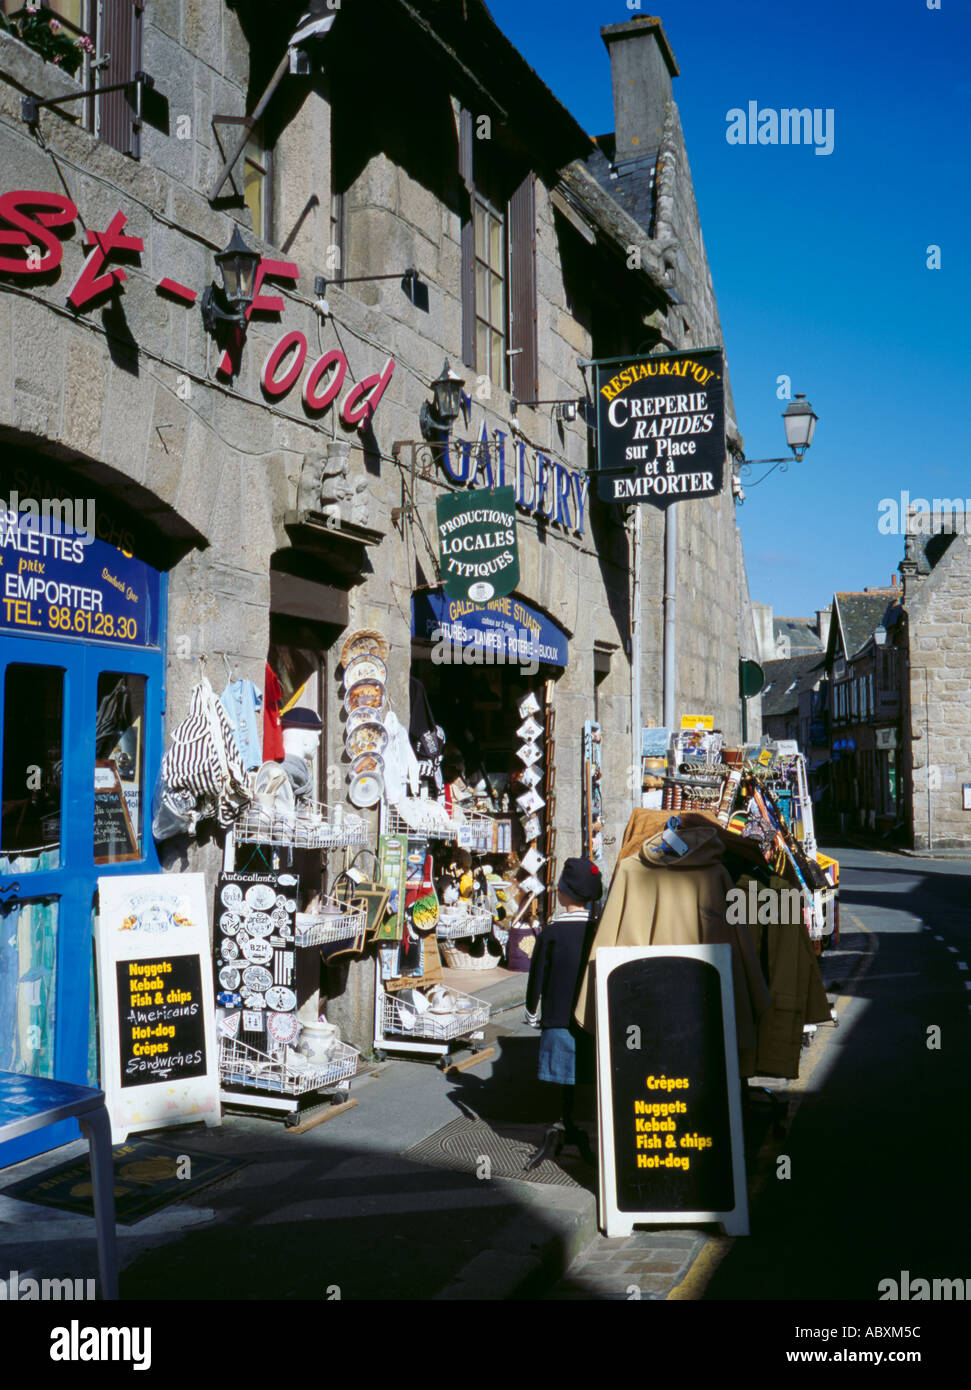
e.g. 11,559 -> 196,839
201,226 -> 261,334
782,394 -> 818,460
420,360 -> 466,439
735,392 -> 819,498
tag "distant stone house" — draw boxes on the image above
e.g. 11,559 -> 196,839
899,510 -> 971,850
824,590 -> 904,832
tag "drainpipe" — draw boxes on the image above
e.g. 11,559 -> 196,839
924,665 -> 933,852
663,504 -> 677,729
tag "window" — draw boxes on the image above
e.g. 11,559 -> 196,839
474,193 -> 507,388
244,127 -> 272,242
459,108 -> 537,400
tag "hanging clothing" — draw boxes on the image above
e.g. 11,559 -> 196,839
736,872 -> 832,1079
382,710 -> 420,805
574,824 -> 771,1062
263,663 -> 285,763
219,678 -> 263,771
409,676 -> 444,793
157,676 -> 251,830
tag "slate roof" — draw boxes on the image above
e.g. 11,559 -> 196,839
772,616 -> 823,656
832,591 -> 901,660
584,136 -> 660,237
760,655 -> 826,717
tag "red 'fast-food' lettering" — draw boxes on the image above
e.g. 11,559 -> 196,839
0,190 -> 78,275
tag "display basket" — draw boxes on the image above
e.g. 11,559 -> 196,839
219,1035 -> 359,1095
436,904 -> 493,940
383,802 -> 492,846
234,800 -> 369,849
381,989 -> 490,1041
439,938 -> 501,969
295,897 -> 367,946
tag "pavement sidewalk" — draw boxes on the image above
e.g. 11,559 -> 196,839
0,929 -> 862,1302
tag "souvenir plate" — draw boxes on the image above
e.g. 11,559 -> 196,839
265,985 -> 297,1013
344,679 -> 386,714
220,940 -> 239,961
220,883 -> 244,909
346,707 -> 386,739
340,628 -> 389,668
343,654 -> 388,689
349,770 -> 383,808
242,938 -> 273,964
218,967 -> 241,991
245,883 -> 276,911
347,723 -> 388,758
244,911 -> 273,937
350,751 -> 385,777
267,1011 -> 300,1044
242,965 -> 273,992
219,911 -> 241,936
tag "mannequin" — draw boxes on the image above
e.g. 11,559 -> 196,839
256,707 -> 322,811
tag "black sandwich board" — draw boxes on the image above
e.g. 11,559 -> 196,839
594,945 -> 748,1237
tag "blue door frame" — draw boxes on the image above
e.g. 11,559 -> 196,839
0,606 -> 166,1168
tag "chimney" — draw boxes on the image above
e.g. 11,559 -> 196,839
601,16 -> 679,161
816,607 -> 832,650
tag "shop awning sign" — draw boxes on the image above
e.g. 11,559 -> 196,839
435,486 -> 520,602
412,590 -> 568,667
596,349 -> 726,505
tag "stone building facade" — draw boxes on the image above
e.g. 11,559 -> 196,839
0,2 -> 760,1071
899,512 -> 971,851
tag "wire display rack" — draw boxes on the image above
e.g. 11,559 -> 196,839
381,989 -> 490,1042
382,803 -> 492,849
219,1035 -> 359,1096
436,905 -> 493,940
234,800 -> 369,849
295,898 -> 367,946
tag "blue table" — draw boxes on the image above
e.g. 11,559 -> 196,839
0,1072 -> 118,1300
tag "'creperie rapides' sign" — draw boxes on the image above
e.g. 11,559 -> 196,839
596,349 -> 726,505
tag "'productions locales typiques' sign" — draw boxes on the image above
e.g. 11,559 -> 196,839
436,485 -> 520,603
596,349 -> 726,506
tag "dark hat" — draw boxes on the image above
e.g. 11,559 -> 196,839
557,856 -> 603,903
281,706 -> 323,731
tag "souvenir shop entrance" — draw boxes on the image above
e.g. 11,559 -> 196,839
0,481 -> 167,1167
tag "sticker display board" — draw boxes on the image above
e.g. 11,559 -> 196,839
214,871 -> 300,1078
96,874 -> 220,1143
594,945 -> 748,1237
595,349 -> 725,505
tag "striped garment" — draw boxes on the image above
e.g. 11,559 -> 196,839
161,676 -> 252,828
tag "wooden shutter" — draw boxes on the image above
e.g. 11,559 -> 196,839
459,106 -> 475,369
508,172 -> 537,402
98,0 -> 143,156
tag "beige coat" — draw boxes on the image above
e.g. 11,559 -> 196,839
574,825 -> 771,1057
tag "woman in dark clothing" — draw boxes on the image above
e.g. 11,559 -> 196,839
524,857 -> 603,1165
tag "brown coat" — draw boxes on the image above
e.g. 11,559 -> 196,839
574,824 -> 771,1056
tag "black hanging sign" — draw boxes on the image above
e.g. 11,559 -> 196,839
595,349 -> 726,505
435,485 -> 520,602
594,945 -> 748,1237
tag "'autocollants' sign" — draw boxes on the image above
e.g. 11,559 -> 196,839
596,349 -> 726,505
435,486 -> 519,602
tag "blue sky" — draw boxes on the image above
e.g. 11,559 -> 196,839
484,0 -> 971,617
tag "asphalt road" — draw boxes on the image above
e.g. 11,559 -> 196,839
702,845 -> 971,1301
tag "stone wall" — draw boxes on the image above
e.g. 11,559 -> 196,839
904,532 -> 971,849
